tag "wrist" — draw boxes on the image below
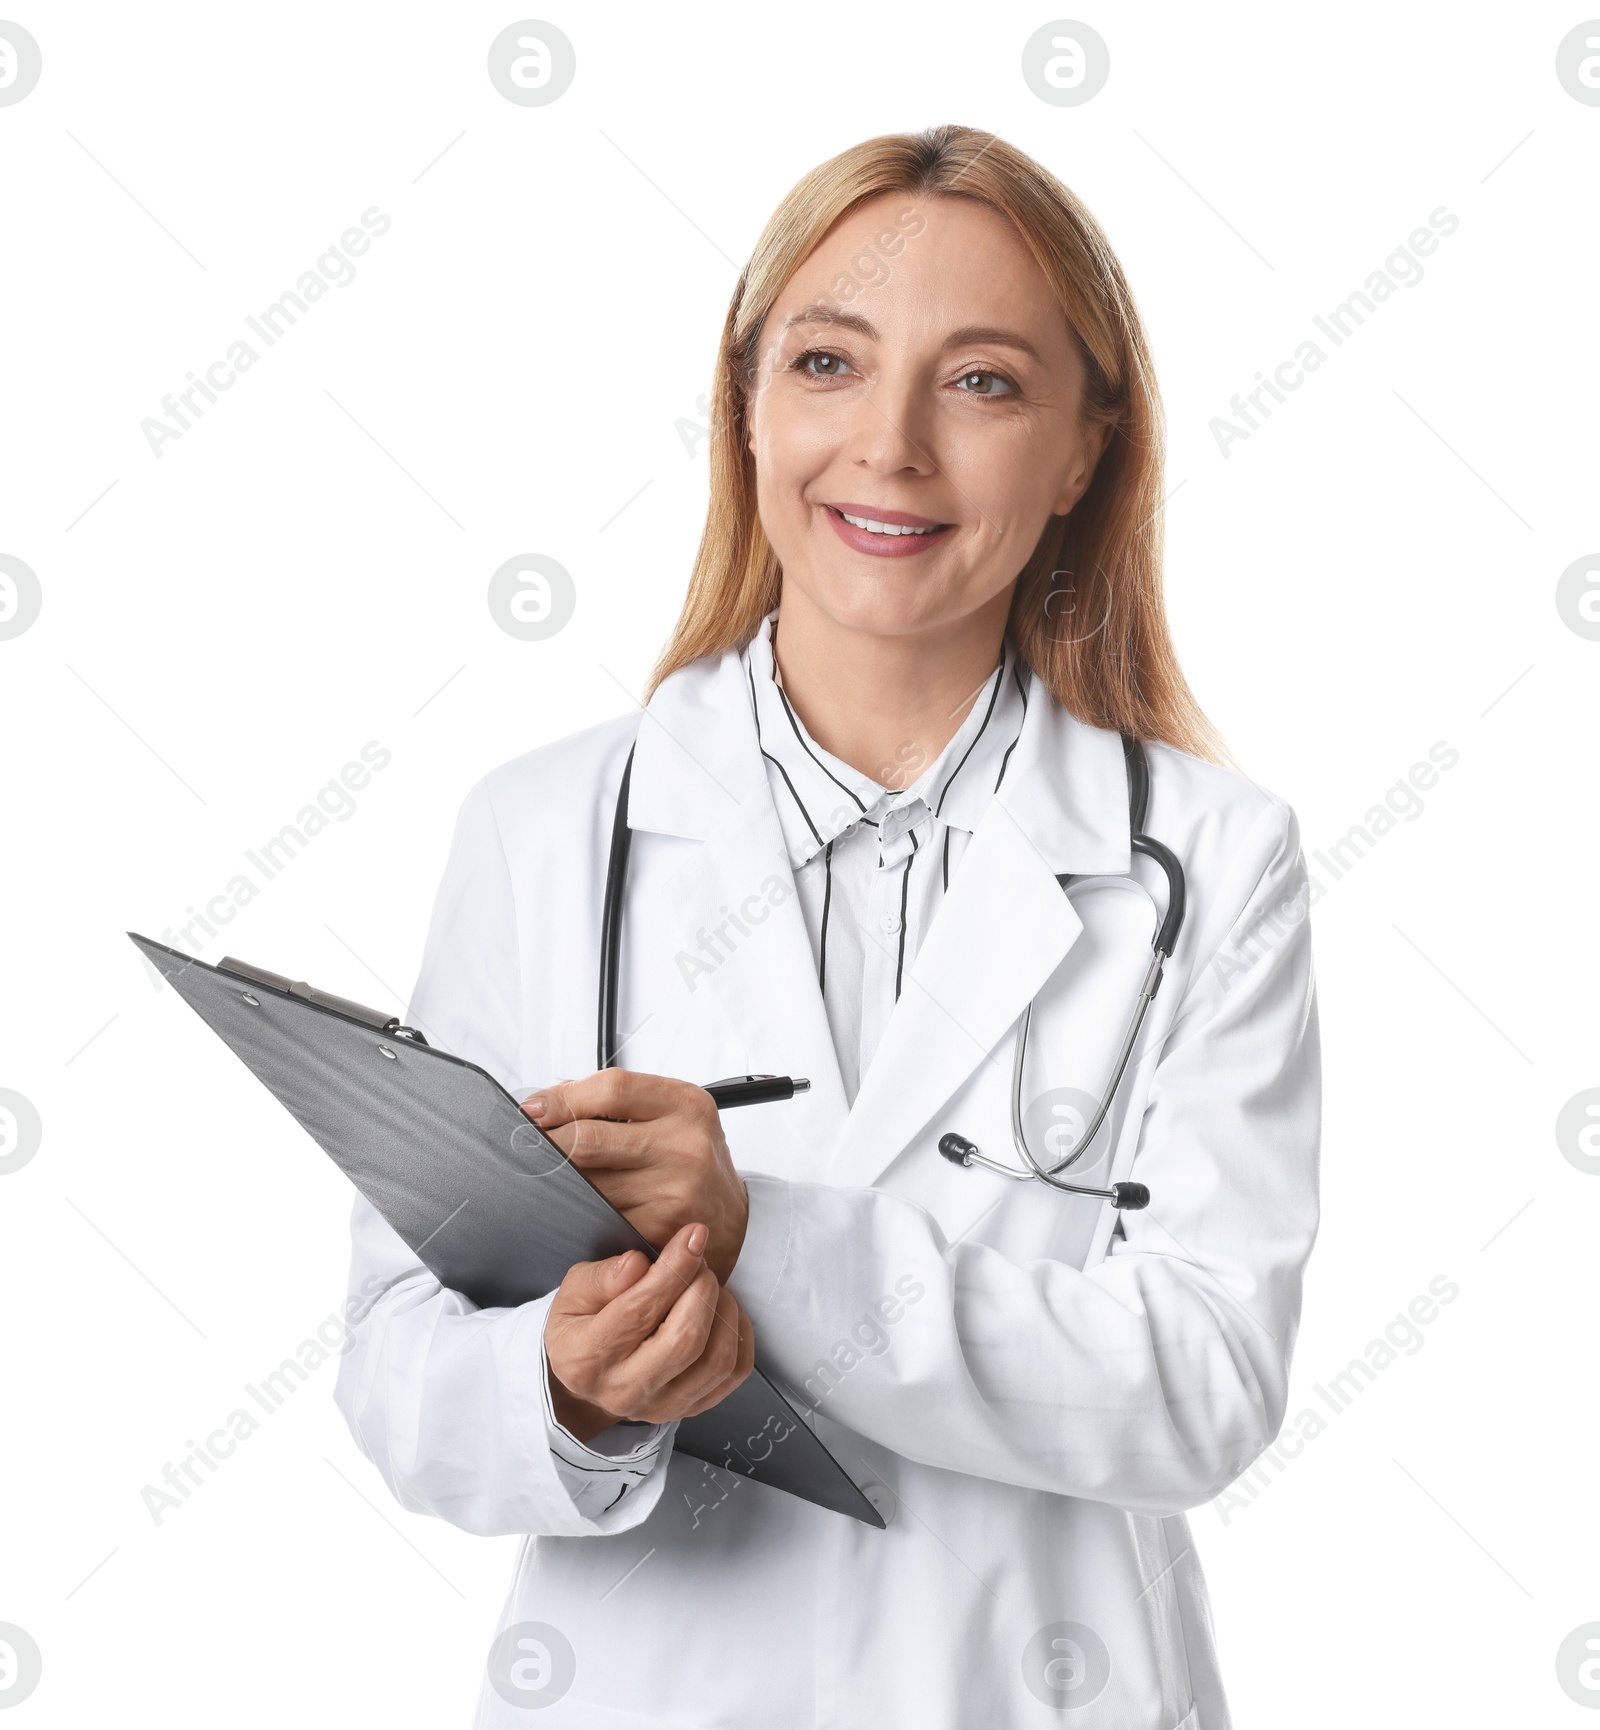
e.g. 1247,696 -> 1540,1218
710,1178 -> 750,1284
547,1362 -> 619,1444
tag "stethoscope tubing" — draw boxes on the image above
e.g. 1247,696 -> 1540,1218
936,739 -> 1185,1210
597,745 -> 636,1071
1008,949 -> 1164,1184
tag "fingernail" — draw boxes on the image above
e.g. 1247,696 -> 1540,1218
686,1224 -> 708,1257
524,1094 -> 549,1120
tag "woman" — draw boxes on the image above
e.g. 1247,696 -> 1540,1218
336,124 -> 1320,1729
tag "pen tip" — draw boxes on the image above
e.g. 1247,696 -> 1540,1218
791,1077 -> 811,1094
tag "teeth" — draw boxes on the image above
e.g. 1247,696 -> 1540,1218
839,511 -> 941,536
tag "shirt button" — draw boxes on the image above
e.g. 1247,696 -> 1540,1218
880,913 -> 901,933
863,1483 -> 896,1523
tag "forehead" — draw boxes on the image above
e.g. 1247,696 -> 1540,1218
771,191 -> 1066,342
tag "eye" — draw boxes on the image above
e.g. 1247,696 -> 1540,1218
795,349 -> 854,379
955,369 -> 1017,397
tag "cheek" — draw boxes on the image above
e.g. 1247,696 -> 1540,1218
751,400 -> 837,521
949,410 -> 1082,536
756,380 -> 840,456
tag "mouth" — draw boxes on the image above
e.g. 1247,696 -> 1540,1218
822,502 -> 956,558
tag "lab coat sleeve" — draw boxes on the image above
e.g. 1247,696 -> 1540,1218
331,776 -> 676,1538
728,798 -> 1320,1515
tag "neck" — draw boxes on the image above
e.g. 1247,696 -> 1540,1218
771,585 -> 1013,789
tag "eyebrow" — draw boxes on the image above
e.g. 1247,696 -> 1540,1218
781,305 -> 1043,364
943,324 -> 1044,364
782,305 -> 877,338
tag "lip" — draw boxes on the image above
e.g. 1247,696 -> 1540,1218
827,501 -> 946,528
821,502 -> 955,558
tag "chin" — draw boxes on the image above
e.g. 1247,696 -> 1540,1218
808,554 -> 1014,640
805,574 -> 950,637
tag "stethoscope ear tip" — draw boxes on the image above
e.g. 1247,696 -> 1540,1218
1111,1181 -> 1150,1211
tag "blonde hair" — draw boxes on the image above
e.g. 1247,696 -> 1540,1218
648,123 -> 1228,765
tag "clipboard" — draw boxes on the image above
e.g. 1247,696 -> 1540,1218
128,932 -> 882,1528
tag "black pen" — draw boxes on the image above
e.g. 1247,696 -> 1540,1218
701,1075 -> 811,1110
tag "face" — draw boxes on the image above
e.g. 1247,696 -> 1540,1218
746,192 -> 1109,643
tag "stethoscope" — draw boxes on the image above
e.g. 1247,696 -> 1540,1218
934,734 -> 1184,1211
597,732 -> 1185,1214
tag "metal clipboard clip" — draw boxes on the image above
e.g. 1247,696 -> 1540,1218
216,954 -> 430,1045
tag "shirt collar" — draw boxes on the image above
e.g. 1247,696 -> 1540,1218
741,613 -> 1029,869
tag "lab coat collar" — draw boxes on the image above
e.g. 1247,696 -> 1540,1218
990,674 -> 1132,879
626,648 -> 768,842
629,643 -> 1133,1188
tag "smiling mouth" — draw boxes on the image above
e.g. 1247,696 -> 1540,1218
834,509 -> 946,537
822,502 -> 955,555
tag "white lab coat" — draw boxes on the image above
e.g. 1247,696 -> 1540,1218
334,645 -> 1321,1730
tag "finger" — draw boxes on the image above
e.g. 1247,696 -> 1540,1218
648,1289 -> 755,1417
523,1069 -> 701,1132
624,1260 -> 727,1388
553,1248 -> 651,1318
535,1161 -> 673,1228
566,1259 -> 719,1422
668,1283 -> 745,1392
545,1117 -> 696,1168
675,1305 -> 757,1419
520,1079 -> 579,1131
593,1222 -> 712,1348
729,1295 -> 755,1377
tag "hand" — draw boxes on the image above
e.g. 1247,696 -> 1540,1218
544,1221 -> 756,1443
523,1071 -> 750,1283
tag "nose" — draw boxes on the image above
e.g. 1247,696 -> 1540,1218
841,362 -> 939,480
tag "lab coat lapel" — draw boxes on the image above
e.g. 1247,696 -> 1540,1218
629,652 -> 850,1173
826,700 -> 1132,1191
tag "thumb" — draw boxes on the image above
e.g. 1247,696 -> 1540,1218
555,1247 -> 650,1316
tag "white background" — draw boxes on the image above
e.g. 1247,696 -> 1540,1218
2,1 -> 1596,1723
